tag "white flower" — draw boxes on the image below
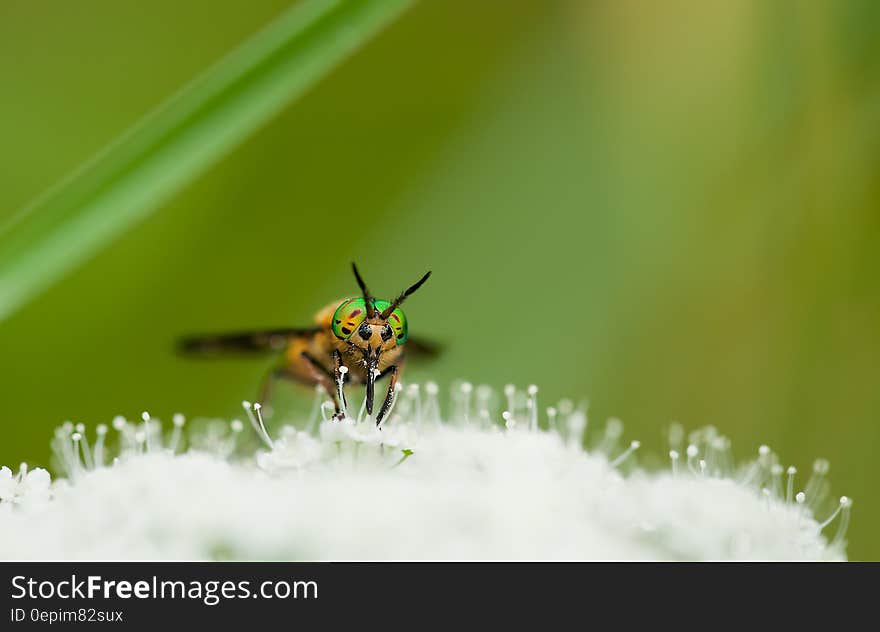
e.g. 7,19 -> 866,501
0,463 -> 51,510
0,382 -> 851,560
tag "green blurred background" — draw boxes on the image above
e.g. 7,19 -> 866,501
1,1 -> 878,558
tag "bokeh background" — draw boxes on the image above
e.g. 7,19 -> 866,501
1,1 -> 877,558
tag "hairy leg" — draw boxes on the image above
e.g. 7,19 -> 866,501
375,365 -> 399,427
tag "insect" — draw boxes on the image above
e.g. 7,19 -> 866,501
180,263 -> 436,425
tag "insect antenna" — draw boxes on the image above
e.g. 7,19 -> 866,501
380,270 -> 432,318
351,262 -> 378,318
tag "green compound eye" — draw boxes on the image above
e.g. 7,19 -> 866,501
331,298 -> 368,340
373,300 -> 408,343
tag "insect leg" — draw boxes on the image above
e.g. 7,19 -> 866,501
300,351 -> 342,418
375,365 -> 399,427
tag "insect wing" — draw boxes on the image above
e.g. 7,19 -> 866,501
178,327 -> 319,355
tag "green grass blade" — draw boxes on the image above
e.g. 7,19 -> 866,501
0,0 -> 413,322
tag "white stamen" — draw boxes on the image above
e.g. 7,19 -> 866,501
527,385 -> 538,432
611,440 -> 640,468
169,414 -> 185,455
378,383 -> 404,429
356,394 -> 368,424
546,407 -> 558,431
242,401 -> 273,448
669,450 -> 680,475
805,458 -> 830,511
70,432 -> 82,471
831,497 -> 853,549
405,383 -> 423,427
335,365 -> 348,418
504,384 -> 516,419
770,464 -> 784,499
502,410 -> 516,430
686,444 -> 699,475
94,425 -> 108,468
598,418 -> 623,455
77,427 -> 94,470
422,382 -> 441,425
818,496 -> 850,530
786,466 -> 796,504
475,385 -> 492,429
457,381 -> 473,425
566,411 -> 587,448
253,403 -> 273,448
306,384 -> 325,434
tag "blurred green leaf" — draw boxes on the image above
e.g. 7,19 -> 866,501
0,0 -> 412,322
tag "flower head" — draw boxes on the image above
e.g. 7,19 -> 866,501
0,382 -> 851,560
